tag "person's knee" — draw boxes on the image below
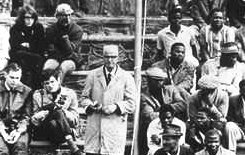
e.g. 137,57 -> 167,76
43,59 -> 60,70
60,60 -> 76,74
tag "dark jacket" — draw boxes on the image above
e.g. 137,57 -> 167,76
227,95 -> 245,127
0,80 -> 32,133
9,22 -> 45,57
154,145 -> 193,155
45,22 -> 83,67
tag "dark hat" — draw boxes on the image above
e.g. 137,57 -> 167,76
145,67 -> 168,80
221,42 -> 238,54
198,75 -> 220,89
161,124 -> 183,137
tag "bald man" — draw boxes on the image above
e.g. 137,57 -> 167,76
81,44 -> 136,155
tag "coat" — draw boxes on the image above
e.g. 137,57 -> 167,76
227,95 -> 245,127
45,22 -> 83,67
32,87 -> 79,126
82,66 -> 136,155
0,80 -> 31,133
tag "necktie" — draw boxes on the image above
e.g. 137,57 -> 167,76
108,73 -> 111,84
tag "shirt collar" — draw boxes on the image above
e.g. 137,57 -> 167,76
104,65 -> 118,77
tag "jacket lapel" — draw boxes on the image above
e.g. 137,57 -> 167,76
108,67 -> 121,88
97,67 -> 107,89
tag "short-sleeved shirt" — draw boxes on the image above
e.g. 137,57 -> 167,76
157,25 -> 198,66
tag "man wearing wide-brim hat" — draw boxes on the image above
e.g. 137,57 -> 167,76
202,42 -> 245,96
154,124 -> 193,155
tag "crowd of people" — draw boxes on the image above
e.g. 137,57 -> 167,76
1,1 -> 245,155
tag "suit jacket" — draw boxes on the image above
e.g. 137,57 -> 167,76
227,94 -> 245,126
154,145 -> 193,155
81,65 -> 136,155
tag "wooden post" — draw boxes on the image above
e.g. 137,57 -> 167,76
131,0 -> 142,155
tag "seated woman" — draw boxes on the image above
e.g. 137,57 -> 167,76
9,4 -> 45,89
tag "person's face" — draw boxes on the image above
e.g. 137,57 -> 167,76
221,53 -> 238,67
24,13 -> 34,27
5,70 -> 22,89
56,13 -> 71,27
162,136 -> 179,152
205,135 -> 220,154
169,12 -> 182,26
211,11 -> 224,29
171,45 -> 185,63
43,76 -> 61,93
161,111 -> 174,127
103,54 -> 118,72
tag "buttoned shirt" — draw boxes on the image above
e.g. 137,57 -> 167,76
157,25 -> 199,66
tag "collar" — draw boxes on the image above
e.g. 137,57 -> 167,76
104,65 -> 118,77
165,25 -> 185,35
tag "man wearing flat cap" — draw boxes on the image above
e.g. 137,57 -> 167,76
195,129 -> 235,155
81,44 -> 136,155
43,3 -> 84,83
138,67 -> 189,155
202,42 -> 245,96
189,75 -> 229,123
154,124 -> 193,155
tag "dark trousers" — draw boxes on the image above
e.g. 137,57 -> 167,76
32,109 -> 73,144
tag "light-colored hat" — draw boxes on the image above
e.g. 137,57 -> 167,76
103,45 -> 119,56
145,67 -> 168,80
221,43 -> 238,54
198,75 -> 220,89
55,3 -> 74,16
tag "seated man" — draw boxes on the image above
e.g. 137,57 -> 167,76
31,69 -> 82,155
0,63 -> 31,155
154,124 -> 192,155
195,129 -> 235,155
202,42 -> 245,96
43,3 -> 83,83
189,75 -> 229,123
153,42 -> 196,93
147,104 -> 186,155
224,79 -> 245,152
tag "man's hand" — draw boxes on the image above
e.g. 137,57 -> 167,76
33,110 -> 49,121
7,130 -> 21,144
86,101 -> 102,115
151,134 -> 161,145
102,104 -> 118,115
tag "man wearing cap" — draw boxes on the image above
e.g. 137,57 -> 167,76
154,124 -> 192,155
81,44 -> 136,155
156,5 -> 199,67
202,42 -> 245,96
189,75 -> 229,124
43,3 -> 83,83
147,104 -> 186,155
138,67 -> 188,155
224,79 -> 245,152
195,129 -> 235,155
198,8 -> 235,62
153,42 -> 196,93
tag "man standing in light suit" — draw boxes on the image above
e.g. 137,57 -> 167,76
81,44 -> 136,155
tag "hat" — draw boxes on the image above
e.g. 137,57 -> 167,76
221,43 -> 238,54
55,3 -> 74,16
145,67 -> 168,80
103,45 -> 119,57
161,124 -> 183,137
198,75 -> 220,89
